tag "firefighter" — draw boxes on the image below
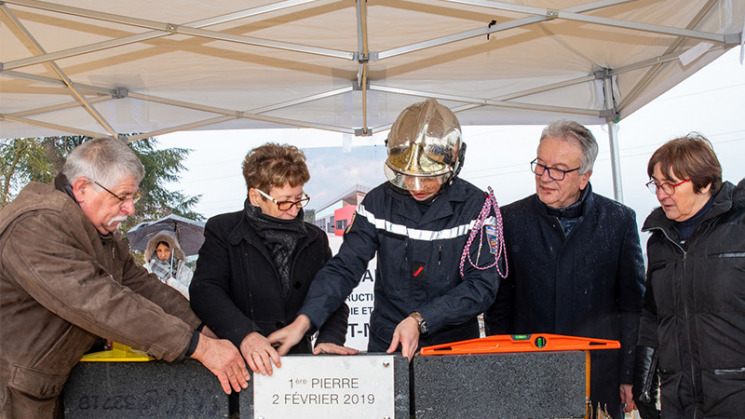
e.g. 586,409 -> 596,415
268,98 -> 503,361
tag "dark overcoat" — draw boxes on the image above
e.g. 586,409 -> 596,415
485,184 -> 645,418
190,200 -> 348,353
639,180 -> 745,417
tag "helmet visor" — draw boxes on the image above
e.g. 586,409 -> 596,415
386,142 -> 450,176
384,162 -> 451,191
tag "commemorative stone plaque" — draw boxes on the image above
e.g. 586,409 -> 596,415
252,354 -> 397,418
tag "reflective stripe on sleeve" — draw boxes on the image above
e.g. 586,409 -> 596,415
356,204 -> 495,241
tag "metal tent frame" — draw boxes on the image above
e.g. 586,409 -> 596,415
2,0 -> 743,200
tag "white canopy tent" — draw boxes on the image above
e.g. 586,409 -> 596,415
1,0 -> 743,200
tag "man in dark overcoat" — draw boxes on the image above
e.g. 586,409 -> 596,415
484,120 -> 645,419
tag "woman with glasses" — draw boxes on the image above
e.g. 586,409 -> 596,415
190,143 -> 356,379
634,133 -> 745,418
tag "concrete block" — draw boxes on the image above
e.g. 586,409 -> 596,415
63,359 -> 229,418
412,351 -> 586,419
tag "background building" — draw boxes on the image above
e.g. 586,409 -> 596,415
313,184 -> 370,235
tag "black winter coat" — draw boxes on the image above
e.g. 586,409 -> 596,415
299,179 -> 500,352
484,184 -> 645,418
638,179 -> 745,418
189,201 -> 348,354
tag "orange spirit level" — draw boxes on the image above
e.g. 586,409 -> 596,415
419,333 -> 620,356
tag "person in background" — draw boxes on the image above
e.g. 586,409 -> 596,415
144,231 -> 193,298
190,143 -> 356,378
0,138 -> 248,418
484,120 -> 645,419
634,133 -> 745,418
268,98 -> 504,361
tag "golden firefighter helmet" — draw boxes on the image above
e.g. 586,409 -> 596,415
384,98 -> 464,190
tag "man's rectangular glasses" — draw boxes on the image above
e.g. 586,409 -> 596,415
93,180 -> 141,204
530,159 -> 580,181
256,188 -> 310,211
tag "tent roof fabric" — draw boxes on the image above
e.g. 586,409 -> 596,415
1,0 -> 743,141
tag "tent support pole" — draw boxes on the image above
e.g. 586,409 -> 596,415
606,120 -> 624,203
355,0 -> 371,136
603,74 -> 624,203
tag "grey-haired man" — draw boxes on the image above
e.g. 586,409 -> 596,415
0,138 -> 249,418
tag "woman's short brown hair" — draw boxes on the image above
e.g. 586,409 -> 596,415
242,143 -> 310,192
647,132 -> 722,195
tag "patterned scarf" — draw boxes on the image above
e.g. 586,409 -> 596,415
544,186 -> 589,236
243,201 -> 307,298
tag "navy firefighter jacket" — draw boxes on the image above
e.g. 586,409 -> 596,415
299,178 -> 501,351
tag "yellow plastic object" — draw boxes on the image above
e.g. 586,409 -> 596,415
80,342 -> 152,362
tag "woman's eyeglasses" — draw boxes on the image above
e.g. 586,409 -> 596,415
646,178 -> 691,195
255,188 -> 310,211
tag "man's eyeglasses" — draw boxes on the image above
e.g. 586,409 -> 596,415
530,159 -> 580,181
92,180 -> 141,204
646,178 -> 691,195
255,188 -> 310,211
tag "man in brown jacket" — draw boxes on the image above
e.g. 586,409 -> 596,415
0,138 -> 249,418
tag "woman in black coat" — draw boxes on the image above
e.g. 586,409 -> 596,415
635,133 -> 745,418
190,143 -> 356,377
